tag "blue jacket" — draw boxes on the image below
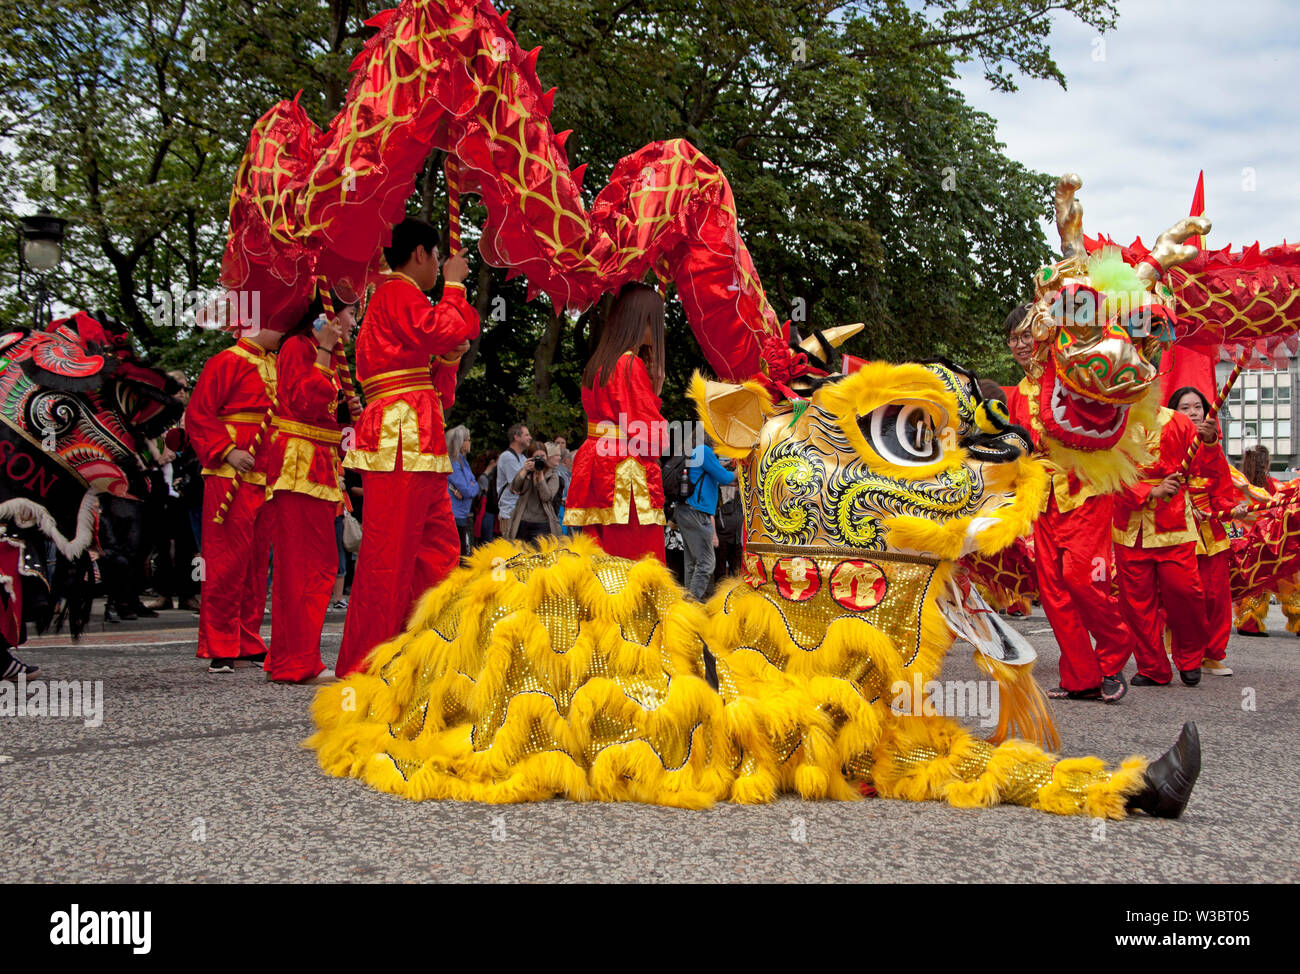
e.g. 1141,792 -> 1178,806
686,443 -> 735,516
448,455 -> 479,521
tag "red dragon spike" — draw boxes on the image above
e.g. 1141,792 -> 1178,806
540,86 -> 556,115
570,163 -> 587,192
522,45 -> 541,77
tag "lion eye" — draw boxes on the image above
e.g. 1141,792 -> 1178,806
860,403 -> 943,466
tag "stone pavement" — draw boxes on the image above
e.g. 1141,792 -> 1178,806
2,603 -> 1297,883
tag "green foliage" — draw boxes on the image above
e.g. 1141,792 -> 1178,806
1,0 -> 1115,410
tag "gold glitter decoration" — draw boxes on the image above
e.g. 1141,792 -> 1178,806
1002,760 -> 1057,807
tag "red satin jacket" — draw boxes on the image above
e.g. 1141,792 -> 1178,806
185,337 -> 277,485
1112,407 -> 1200,548
266,333 -> 344,503
1186,435 -> 1238,556
563,352 -> 667,527
343,276 -> 479,474
1007,375 -> 1098,513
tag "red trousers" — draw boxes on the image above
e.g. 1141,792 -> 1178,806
1197,550 -> 1231,662
266,492 -> 333,682
337,470 -> 459,677
1,541 -> 22,648
1033,494 -> 1133,690
1116,540 -> 1208,681
588,504 -> 665,563
197,476 -> 271,660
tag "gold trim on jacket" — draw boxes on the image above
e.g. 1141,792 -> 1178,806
342,400 -> 452,473
563,458 -> 667,527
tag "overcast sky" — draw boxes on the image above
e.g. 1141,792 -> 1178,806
952,0 -> 1299,251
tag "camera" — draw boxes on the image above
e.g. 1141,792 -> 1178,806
531,455 -> 547,470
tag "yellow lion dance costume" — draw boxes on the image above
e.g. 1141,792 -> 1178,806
310,351 -> 1199,819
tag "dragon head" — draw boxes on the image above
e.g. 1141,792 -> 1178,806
1015,174 -> 1210,480
690,359 -> 1045,568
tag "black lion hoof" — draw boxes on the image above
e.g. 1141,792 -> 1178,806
1126,721 -> 1201,819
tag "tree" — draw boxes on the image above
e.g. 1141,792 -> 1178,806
2,0 -> 1117,432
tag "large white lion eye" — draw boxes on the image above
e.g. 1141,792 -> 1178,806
861,402 -> 943,465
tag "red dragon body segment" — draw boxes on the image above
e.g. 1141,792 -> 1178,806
1085,236 -> 1300,362
220,0 -> 780,381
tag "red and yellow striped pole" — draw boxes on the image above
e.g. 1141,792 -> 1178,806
1176,348 -> 1250,479
213,401 -> 274,526
445,155 -> 462,256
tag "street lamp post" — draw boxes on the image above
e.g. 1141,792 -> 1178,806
17,209 -> 68,329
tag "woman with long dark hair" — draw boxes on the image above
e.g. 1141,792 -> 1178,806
562,282 -> 668,561
1170,386 -> 1245,673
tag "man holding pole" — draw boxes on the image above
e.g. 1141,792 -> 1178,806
336,217 -> 479,677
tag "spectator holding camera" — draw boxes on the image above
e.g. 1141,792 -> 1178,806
506,443 -> 561,543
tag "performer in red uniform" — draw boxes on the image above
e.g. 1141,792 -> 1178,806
1004,306 -> 1134,703
263,297 -> 360,684
1112,406 -> 1210,687
1171,386 -> 1245,676
337,218 -> 478,677
186,331 -> 279,671
563,283 -> 668,561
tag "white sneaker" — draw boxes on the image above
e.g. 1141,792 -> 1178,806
1202,659 -> 1233,676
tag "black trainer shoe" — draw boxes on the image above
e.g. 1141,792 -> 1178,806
207,659 -> 235,674
2,651 -> 40,681
1100,672 -> 1127,703
1131,673 -> 1170,687
1126,722 -> 1201,819
1179,667 -> 1202,687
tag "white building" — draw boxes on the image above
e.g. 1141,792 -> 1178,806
1221,350 -> 1298,475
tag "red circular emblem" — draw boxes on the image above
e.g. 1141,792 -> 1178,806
829,560 -> 887,612
772,556 -> 820,602
742,550 -> 767,588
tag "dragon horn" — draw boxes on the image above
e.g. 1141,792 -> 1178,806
1054,173 -> 1085,259
796,322 -> 863,361
1135,216 -> 1214,284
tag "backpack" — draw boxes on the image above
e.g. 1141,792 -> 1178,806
662,454 -> 694,504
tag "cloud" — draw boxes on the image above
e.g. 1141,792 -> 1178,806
952,0 -> 1300,249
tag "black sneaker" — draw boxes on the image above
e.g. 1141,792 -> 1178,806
1131,673 -> 1170,687
2,652 -> 40,681
1100,672 -> 1128,703
1179,667 -> 1202,687
207,659 -> 235,674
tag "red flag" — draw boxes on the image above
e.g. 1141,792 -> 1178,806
1160,171 -> 1216,405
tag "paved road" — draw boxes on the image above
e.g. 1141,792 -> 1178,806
3,604 -> 1296,883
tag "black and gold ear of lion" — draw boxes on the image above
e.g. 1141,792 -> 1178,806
687,372 -> 777,459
